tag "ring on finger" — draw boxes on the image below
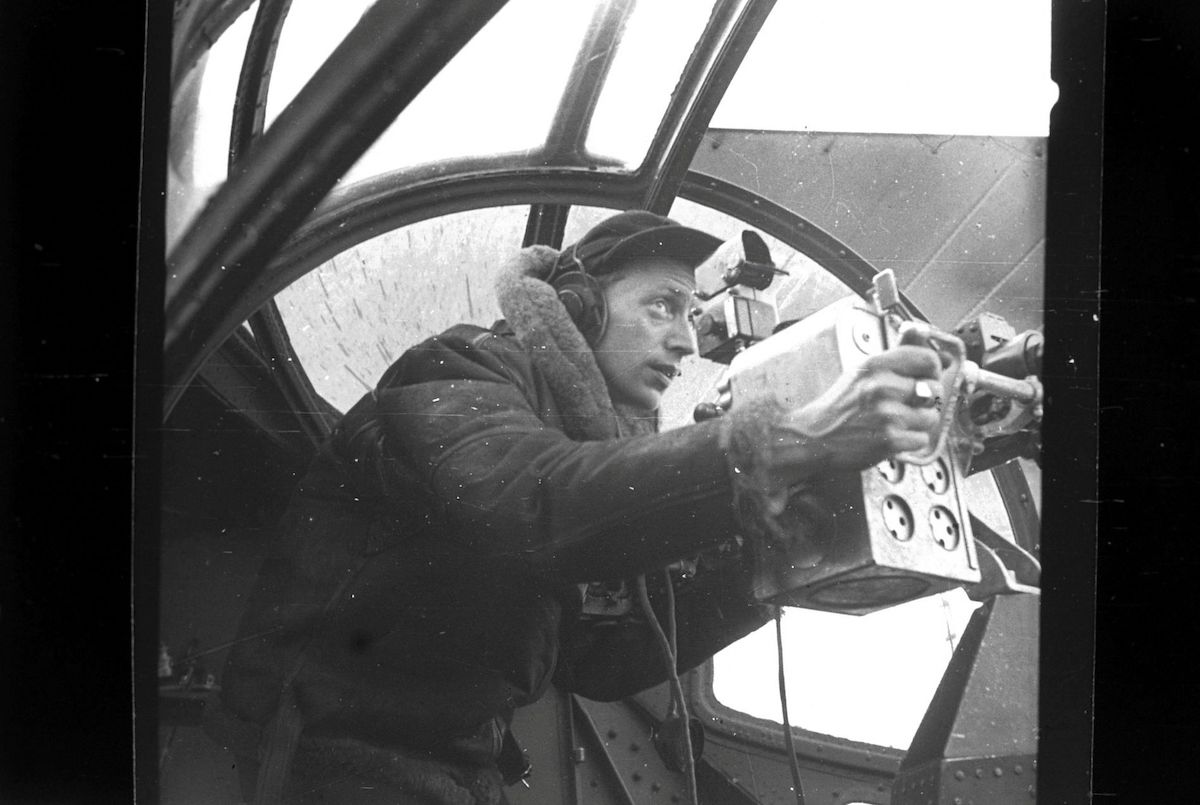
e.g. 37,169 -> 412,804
911,379 -> 938,408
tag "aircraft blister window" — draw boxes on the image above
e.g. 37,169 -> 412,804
274,207 -> 527,412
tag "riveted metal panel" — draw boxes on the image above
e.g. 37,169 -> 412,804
701,734 -> 890,805
572,696 -> 690,805
690,131 -> 1045,335
892,755 -> 1037,805
508,688 -> 576,805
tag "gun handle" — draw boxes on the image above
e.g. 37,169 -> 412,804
894,324 -> 967,466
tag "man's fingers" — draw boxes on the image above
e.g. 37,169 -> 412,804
888,429 -> 932,454
863,371 -> 943,405
865,345 -> 941,380
877,400 -> 940,433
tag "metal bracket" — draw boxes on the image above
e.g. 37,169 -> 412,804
964,515 -> 1041,601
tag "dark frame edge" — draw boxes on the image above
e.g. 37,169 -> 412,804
1037,0 -> 1105,801
135,0 -> 173,800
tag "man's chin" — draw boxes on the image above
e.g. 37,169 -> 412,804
612,388 -> 662,413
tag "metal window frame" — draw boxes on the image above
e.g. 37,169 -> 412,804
226,0 -> 337,447
162,0 -> 778,415
164,0 -> 511,416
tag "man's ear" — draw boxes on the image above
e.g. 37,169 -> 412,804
555,270 -> 607,345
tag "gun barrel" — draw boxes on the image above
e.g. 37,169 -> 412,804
970,366 -> 1039,404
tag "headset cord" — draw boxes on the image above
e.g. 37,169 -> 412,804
775,608 -> 807,805
636,573 -> 699,805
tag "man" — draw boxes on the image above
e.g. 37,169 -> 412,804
210,210 -> 942,804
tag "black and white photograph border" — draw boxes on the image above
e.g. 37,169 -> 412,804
3,0 -> 1155,802
146,2 -> 1099,804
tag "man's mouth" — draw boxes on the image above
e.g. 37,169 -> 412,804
648,363 -> 678,386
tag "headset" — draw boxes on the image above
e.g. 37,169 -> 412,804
549,243 -> 609,345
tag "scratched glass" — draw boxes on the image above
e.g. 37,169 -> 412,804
273,206 -> 528,413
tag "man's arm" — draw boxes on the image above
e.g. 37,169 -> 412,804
369,328 -> 941,582
372,329 -> 740,582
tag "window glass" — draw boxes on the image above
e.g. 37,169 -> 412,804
709,0 -> 1056,136
261,0 -> 375,127
166,4 -> 257,252
274,206 -> 530,412
266,0 -> 598,186
560,205 -> 618,246
585,0 -> 721,166
713,590 -> 980,749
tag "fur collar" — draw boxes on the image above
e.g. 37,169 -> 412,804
494,246 -> 657,441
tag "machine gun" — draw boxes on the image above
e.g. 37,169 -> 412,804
691,234 -> 1043,615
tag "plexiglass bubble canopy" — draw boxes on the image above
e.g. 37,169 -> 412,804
163,0 -> 1050,779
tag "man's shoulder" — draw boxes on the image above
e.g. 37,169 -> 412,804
379,321 -> 530,387
429,321 -> 517,350
416,321 -> 523,361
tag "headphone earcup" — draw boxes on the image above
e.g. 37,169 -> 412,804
557,285 -> 586,322
554,272 -> 607,345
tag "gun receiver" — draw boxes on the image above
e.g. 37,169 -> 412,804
725,298 -> 982,614
692,260 -> 1042,614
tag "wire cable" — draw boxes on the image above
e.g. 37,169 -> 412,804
635,573 -> 698,805
775,608 -> 807,805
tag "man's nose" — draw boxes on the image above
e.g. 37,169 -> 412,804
666,317 -> 696,357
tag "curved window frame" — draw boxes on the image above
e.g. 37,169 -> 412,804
162,0 -> 774,408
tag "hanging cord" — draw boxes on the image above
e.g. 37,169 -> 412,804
660,572 -> 683,728
663,567 -> 678,656
775,608 -> 806,805
635,573 -> 698,805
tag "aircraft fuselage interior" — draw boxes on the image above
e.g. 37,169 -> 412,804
155,1 -> 1069,802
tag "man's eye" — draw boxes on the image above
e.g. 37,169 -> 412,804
649,299 -> 671,315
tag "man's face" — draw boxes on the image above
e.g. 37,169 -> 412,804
593,257 -> 697,412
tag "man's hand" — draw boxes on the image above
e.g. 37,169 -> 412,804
768,345 -> 943,483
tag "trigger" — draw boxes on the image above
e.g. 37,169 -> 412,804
898,322 -> 951,369
898,321 -> 933,348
